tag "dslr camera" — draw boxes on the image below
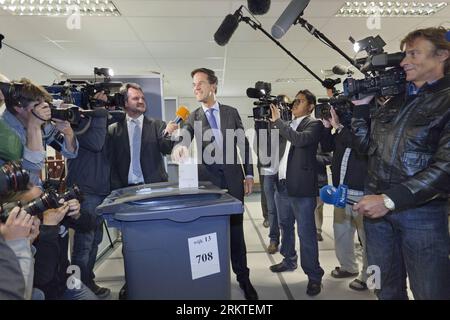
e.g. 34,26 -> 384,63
246,81 -> 292,122
0,184 -> 83,222
343,35 -> 406,99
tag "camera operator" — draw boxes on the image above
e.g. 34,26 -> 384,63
351,27 -> 450,300
33,198 -> 99,300
0,206 -> 37,300
65,90 -> 111,298
320,95 -> 369,291
0,78 -> 78,193
268,90 -> 324,296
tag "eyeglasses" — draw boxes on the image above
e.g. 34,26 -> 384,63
292,98 -> 306,106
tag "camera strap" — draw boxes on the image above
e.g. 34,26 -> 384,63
31,109 -> 47,122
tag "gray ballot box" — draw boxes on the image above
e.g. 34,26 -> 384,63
96,181 -> 243,300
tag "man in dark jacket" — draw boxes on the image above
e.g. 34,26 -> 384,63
172,68 -> 257,300
108,83 -> 177,190
268,89 -> 325,296
352,27 -> 450,300
321,104 -> 369,291
66,92 -> 111,298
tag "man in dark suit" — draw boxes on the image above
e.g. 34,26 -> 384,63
108,83 -> 177,299
108,83 -> 178,190
268,89 -> 325,296
172,68 -> 258,300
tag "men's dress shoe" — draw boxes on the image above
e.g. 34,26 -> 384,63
90,283 -> 111,299
239,280 -> 258,300
306,280 -> 322,296
316,233 -> 323,242
270,262 -> 297,273
267,242 -> 278,254
119,283 -> 127,300
331,266 -> 359,278
263,219 -> 269,228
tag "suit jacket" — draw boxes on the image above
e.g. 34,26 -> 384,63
273,116 -> 323,197
108,116 -> 174,190
181,103 -> 254,201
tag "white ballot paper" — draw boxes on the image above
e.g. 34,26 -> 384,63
178,157 -> 198,189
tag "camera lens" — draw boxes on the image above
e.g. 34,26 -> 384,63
22,190 -> 59,220
0,161 -> 30,197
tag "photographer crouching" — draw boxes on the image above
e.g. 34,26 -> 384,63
351,27 -> 450,300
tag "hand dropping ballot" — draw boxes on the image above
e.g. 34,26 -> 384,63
178,157 -> 198,189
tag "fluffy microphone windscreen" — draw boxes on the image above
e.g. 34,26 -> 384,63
214,14 -> 240,46
247,0 -> 271,15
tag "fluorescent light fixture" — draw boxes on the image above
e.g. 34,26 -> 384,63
336,1 -> 448,17
0,0 -> 120,16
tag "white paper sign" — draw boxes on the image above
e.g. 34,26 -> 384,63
178,157 -> 198,189
188,232 -> 220,280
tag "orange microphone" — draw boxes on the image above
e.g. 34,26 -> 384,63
164,105 -> 190,137
173,105 -> 190,125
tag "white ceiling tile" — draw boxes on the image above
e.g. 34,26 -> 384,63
144,41 -> 225,58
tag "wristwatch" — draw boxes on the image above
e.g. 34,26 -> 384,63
381,194 -> 396,211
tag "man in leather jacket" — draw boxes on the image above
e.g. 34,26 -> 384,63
351,27 -> 450,300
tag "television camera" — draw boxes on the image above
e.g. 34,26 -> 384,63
343,35 -> 406,99
247,81 -> 292,122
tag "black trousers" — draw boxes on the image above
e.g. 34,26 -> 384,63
212,170 -> 250,283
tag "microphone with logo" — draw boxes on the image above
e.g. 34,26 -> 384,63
271,0 -> 311,39
164,105 -> 190,137
320,185 -> 357,208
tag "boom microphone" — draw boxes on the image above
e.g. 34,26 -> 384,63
271,0 -> 311,39
214,8 -> 242,46
247,0 -> 271,15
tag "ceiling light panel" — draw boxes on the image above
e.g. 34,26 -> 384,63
0,0 -> 121,16
336,1 -> 448,17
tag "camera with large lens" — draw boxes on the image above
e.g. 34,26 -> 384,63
0,184 -> 83,222
343,35 -> 406,99
315,96 -> 354,129
0,161 -> 30,200
247,81 -> 292,122
50,105 -> 82,124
